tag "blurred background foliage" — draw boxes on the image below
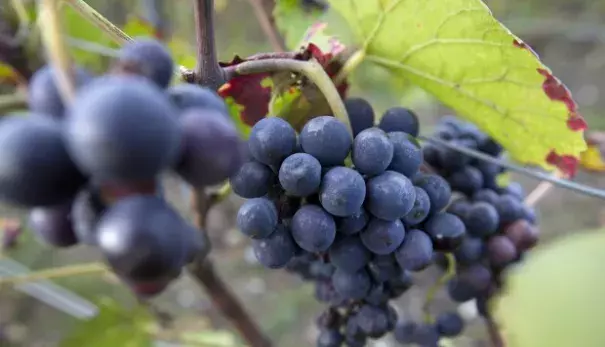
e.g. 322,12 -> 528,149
1,0 -> 605,346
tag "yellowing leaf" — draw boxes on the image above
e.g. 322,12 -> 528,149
495,230 -> 605,347
0,63 -> 17,82
580,144 -> 605,172
327,0 -> 587,176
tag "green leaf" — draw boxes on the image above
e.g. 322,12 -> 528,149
327,0 -> 587,176
495,230 -> 605,347
59,298 -> 154,347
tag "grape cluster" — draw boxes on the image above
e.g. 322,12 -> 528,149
231,99 -> 469,346
0,38 -> 244,297
424,116 -> 540,315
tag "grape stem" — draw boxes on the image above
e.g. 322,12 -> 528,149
422,253 -> 456,323
223,58 -> 352,134
186,189 -> 272,347
246,0 -> 286,52
192,0 -> 224,89
418,135 -> 605,200
0,262 -> 108,285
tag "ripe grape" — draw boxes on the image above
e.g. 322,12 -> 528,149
367,255 -> 400,283
319,167 -> 366,217
175,107 -> 244,187
351,128 -> 394,176
465,202 -> 500,237
114,38 -> 174,89
448,166 -> 484,196
65,76 -> 181,182
331,268 -> 371,300
236,198 -> 278,239
394,229 -> 433,271
167,83 -> 229,114
413,173 -> 452,214
394,321 -> 417,344
446,198 -> 471,218
387,132 -> 422,177
436,312 -> 464,337
472,188 -> 499,204
360,218 -> 405,255
278,153 -> 322,197
328,235 -> 371,273
486,235 -> 518,267
365,171 -> 416,221
252,224 -> 297,269
230,161 -> 274,198
28,65 -> 92,118
504,219 -> 539,251
299,116 -> 352,166
401,186 -> 431,226
494,194 -> 524,225
96,196 -> 195,281
316,328 -> 343,347
344,97 -> 375,137
424,212 -> 466,251
0,115 -> 86,207
336,208 -> 368,235
356,304 -> 391,336
291,205 -> 336,252
29,203 -> 78,247
248,117 -> 297,166
453,237 -> 484,266
379,107 -> 419,137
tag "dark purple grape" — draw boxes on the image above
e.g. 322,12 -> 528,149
167,83 -> 229,114
423,212 -> 466,251
114,38 -> 174,89
486,235 -> 518,268
252,224 -> 297,269
29,202 -> 78,247
248,117 -> 297,166
344,97 -> 374,137
300,116 -> 352,166
379,107 -> 419,137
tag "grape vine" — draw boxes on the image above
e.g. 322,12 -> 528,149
1,0 -> 604,347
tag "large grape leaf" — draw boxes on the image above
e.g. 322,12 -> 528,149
60,298 -> 153,347
327,0 -> 587,176
495,229 -> 605,347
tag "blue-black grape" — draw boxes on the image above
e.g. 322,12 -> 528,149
448,166 -> 484,196
252,224 -> 297,269
344,97 -> 374,137
394,229 -> 433,271
413,173 -> 452,214
500,182 -> 525,200
0,115 -> 86,207
394,321 -> 417,344
29,202 -> 78,247
436,312 -> 465,337
387,132 -> 423,178
278,153 -> 322,197
230,161 -> 274,198
504,219 -> 539,251
402,186 -> 431,226
175,108 -> 244,187
437,139 -> 475,171
360,218 -> 405,255
458,264 -> 492,293
446,198 -> 471,218
379,107 -> 419,137
248,117 -> 297,166
387,269 -> 413,295
300,116 -> 352,166
114,38 -> 174,89
328,235 -> 371,273
356,304 -> 390,337
453,237 -> 484,266
236,198 -> 278,239
352,128 -> 394,176
472,189 -> 500,205
336,208 -> 368,235
28,65 -> 91,118
71,188 -> 106,245
319,167 -> 366,217
447,277 -> 476,302
486,235 -> 518,268
365,283 -> 390,305
331,268 -> 371,300
367,254 -> 400,283
309,261 -> 335,280
365,171 -> 416,221
96,196 -> 196,281
291,205 -> 336,252
478,137 -> 503,156
465,202 -> 499,238
494,194 -> 524,225
65,76 -> 181,182
316,328 -> 343,347
167,83 -> 229,114
413,324 -> 440,346
423,212 -> 466,251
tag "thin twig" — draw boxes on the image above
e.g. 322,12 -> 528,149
0,262 -> 108,286
423,253 -> 456,324
418,135 -> 605,200
38,0 -> 76,102
246,0 -> 286,52
63,0 -> 132,44
65,36 -> 120,57
186,189 -> 272,347
224,58 -> 351,134
484,310 -> 505,347
192,0 -> 224,89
